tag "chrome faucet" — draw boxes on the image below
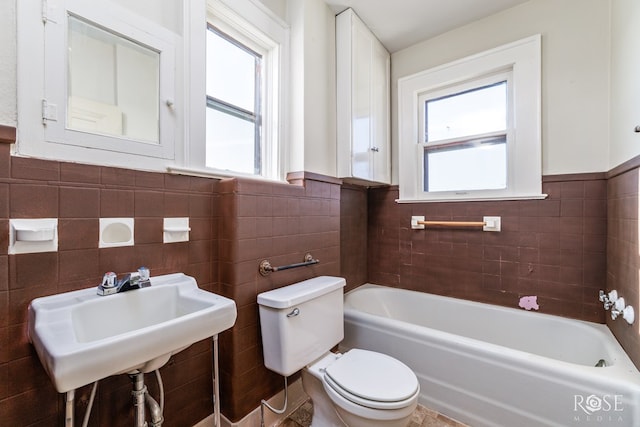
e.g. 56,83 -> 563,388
97,267 -> 151,296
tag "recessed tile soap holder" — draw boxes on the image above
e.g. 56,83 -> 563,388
163,218 -> 190,243
9,218 -> 58,254
99,218 -> 134,248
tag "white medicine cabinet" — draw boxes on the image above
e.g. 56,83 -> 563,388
336,8 -> 391,185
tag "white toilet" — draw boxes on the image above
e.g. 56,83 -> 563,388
257,276 -> 419,427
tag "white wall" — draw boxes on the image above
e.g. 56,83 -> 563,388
609,0 -> 640,169
0,0 -> 16,127
111,0 -> 183,35
259,0 -> 287,23
5,0 -> 626,177
391,0 -> 611,182
287,0 -> 337,176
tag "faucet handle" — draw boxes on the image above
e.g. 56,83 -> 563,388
102,272 -> 117,288
97,272 -> 118,296
137,266 -> 151,287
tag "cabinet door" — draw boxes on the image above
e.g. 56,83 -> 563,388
336,8 -> 390,185
371,39 -> 390,184
351,18 -> 373,180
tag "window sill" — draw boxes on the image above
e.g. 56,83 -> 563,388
167,165 -> 286,184
396,193 -> 548,203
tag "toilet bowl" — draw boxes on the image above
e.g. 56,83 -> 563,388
303,350 -> 419,427
257,276 -> 420,427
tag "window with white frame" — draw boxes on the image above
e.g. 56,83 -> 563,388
206,24 -> 263,175
17,0 -> 289,179
398,35 -> 545,202
17,0 -> 179,170
192,0 -> 286,180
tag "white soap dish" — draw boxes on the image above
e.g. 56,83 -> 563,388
99,218 -> 134,248
9,218 -> 58,254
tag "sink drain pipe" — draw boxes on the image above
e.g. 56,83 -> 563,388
131,372 -> 164,427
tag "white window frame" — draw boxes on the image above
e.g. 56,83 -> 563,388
177,0 -> 289,182
398,35 -> 545,202
16,0 -> 179,170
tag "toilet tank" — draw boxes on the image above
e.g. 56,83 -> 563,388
257,276 -> 346,377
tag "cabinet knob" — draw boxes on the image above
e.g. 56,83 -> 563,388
370,147 -> 380,152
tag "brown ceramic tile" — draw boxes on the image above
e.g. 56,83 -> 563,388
0,384 -> 59,426
134,190 -> 164,217
100,166 -> 136,187
0,256 -> 7,292
59,249 -> 100,284
100,188 -> 135,217
0,291 -> 7,329
190,194 -> 213,218
10,184 -> 58,218
164,173 -> 191,191
162,242 -> 190,270
190,175 -> 216,193
59,186 -> 100,218
163,192 -> 190,217
98,246 -> 136,275
0,184 -> 8,219
11,157 -> 59,182
60,162 -> 100,184
188,239 -> 212,264
135,170 -> 165,189
133,243 -> 165,273
0,220 -> 7,256
0,144 -> 10,179
189,217 -> 213,241
134,217 -> 163,244
560,198 -> 584,217
0,361 -> 7,400
9,252 -> 59,290
58,218 -> 99,250
561,181 -> 585,198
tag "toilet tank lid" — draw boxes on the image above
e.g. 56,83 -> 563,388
257,276 -> 346,309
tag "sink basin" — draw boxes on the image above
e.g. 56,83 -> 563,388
28,273 -> 237,393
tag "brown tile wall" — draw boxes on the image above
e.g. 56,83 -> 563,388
217,174 -> 341,421
5,120 -> 638,422
607,160 -> 640,369
340,185 -> 368,291
365,176 -> 608,322
0,142 -> 221,426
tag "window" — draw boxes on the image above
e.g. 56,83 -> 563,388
17,0 -> 178,169
421,75 -> 510,193
17,0 -> 289,179
206,25 -> 262,175
398,35 -> 544,202
181,0 -> 287,181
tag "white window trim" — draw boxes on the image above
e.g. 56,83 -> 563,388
397,34 -> 545,203
182,0 -> 289,182
16,0 -> 180,171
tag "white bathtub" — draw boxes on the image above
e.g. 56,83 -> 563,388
341,284 -> 640,427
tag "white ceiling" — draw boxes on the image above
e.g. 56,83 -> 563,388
324,0 -> 531,53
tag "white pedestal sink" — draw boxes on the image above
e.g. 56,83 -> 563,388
28,272 -> 237,393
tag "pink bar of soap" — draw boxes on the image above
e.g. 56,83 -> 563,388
519,295 -> 539,311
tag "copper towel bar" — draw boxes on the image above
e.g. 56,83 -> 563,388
411,216 -> 501,232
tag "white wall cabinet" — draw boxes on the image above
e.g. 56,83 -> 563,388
336,8 -> 390,185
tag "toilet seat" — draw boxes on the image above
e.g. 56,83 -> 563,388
323,349 -> 419,410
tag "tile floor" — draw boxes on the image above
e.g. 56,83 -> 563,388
277,400 -> 469,427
